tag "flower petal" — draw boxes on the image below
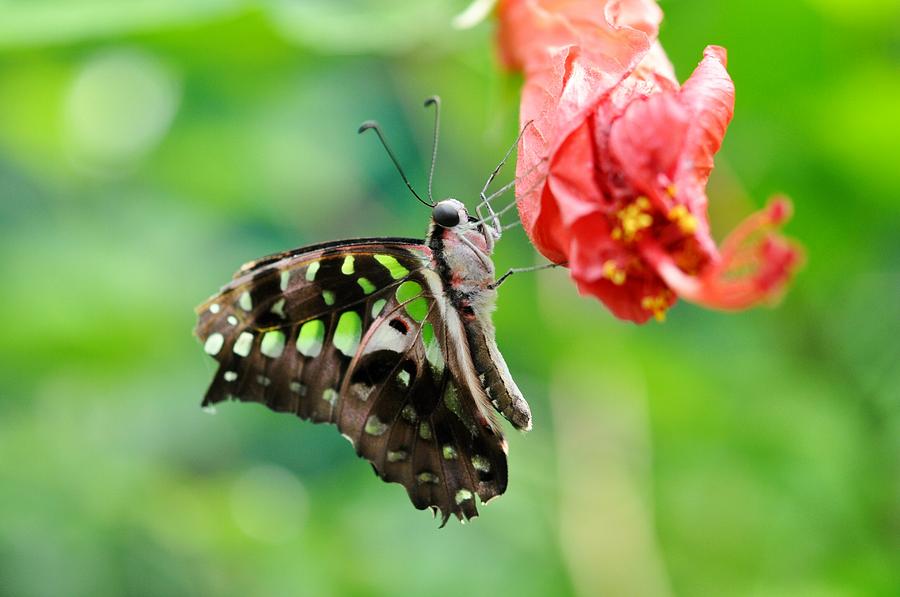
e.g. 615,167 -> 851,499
608,91 -> 689,201
604,0 -> 664,36
546,119 -> 606,227
675,46 -> 735,198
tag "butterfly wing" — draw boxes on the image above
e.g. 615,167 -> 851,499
337,276 -> 507,523
195,238 -> 507,523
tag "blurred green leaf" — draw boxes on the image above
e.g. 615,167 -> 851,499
0,0 -> 243,48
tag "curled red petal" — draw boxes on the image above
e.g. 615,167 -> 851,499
605,0 -> 663,36
675,46 -> 735,199
643,198 -> 802,311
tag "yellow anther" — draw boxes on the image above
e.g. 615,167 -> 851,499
668,205 -> 688,219
667,205 -> 697,234
641,294 -> 670,322
666,184 -> 678,197
615,197 -> 654,242
602,260 -> 627,285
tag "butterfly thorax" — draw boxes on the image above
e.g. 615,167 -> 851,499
427,221 -> 497,315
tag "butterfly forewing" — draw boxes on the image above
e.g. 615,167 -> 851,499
196,240 -> 423,420
195,238 -> 508,524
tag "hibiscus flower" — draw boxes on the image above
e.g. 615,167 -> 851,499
497,0 -> 801,323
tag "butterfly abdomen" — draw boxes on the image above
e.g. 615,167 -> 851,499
466,319 -> 532,431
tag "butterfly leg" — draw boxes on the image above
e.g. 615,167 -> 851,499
473,157 -> 549,246
477,185 -> 506,247
476,121 -> 533,239
490,261 -> 566,288
477,186 -> 515,251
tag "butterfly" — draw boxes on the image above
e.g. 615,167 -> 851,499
195,98 -> 539,525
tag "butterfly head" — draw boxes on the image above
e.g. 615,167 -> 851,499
431,199 -> 467,229
429,198 -> 497,266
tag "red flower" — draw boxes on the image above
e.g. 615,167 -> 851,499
498,0 -> 801,323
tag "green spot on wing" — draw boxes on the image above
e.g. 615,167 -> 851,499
238,291 -> 253,311
444,384 -> 462,418
374,254 -> 410,279
305,261 -> 320,282
405,297 -> 428,321
365,415 -> 388,436
424,320 -> 445,371
395,280 -> 422,304
270,298 -> 286,319
297,320 -> 324,357
387,450 -> 407,462
371,298 -> 387,318
416,471 -> 439,484
455,489 -> 473,504
204,333 -> 224,355
471,455 -> 490,473
401,404 -> 417,423
341,255 -> 355,275
333,311 -> 362,357
422,322 -> 435,346
233,332 -> 254,357
323,290 -> 336,306
260,331 -> 286,358
357,277 -> 376,294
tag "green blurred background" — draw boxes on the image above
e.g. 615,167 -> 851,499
1,1 -> 898,595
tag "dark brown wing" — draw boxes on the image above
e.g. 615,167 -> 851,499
337,282 -> 508,524
194,239 -> 508,524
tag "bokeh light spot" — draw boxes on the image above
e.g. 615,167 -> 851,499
64,48 -> 180,173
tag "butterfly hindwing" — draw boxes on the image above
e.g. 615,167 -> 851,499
195,238 -> 509,523
338,284 -> 508,523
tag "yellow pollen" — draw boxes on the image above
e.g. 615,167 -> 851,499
667,205 -> 697,234
602,260 -> 627,285
666,184 -> 678,197
616,197 -> 654,242
641,294 -> 670,322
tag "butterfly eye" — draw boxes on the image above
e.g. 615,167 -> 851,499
432,201 -> 461,228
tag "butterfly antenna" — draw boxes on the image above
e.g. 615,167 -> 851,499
358,120 -> 434,208
424,96 -> 441,204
